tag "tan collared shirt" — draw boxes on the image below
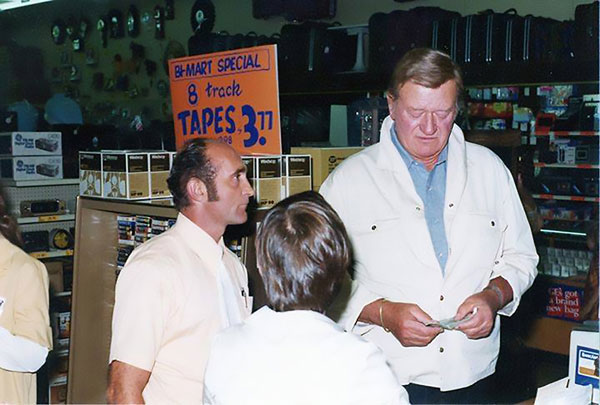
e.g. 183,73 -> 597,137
109,213 -> 251,404
0,236 -> 52,405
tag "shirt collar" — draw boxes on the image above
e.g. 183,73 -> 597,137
390,124 -> 448,169
174,212 -> 225,269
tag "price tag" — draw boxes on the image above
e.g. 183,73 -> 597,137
39,215 -> 59,222
169,45 -> 281,155
31,252 -> 49,259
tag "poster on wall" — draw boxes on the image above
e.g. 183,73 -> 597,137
168,45 -> 281,155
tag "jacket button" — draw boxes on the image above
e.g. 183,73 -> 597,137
495,260 -> 499,265
416,206 -> 421,211
440,295 -> 444,301
491,221 -> 495,226
439,347 -> 444,353
448,203 -> 454,208
371,225 -> 377,231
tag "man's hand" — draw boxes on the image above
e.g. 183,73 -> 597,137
455,277 -> 514,339
106,360 -> 151,404
453,289 -> 499,339
360,300 -> 443,347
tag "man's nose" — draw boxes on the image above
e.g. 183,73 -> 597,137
419,112 -> 437,135
242,177 -> 254,197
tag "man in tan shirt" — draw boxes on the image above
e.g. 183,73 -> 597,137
107,139 -> 254,404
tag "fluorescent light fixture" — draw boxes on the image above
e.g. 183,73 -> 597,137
0,0 -> 53,12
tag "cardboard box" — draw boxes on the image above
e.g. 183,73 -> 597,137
102,151 -> 150,200
79,152 -> 102,196
49,376 -> 67,404
242,156 -> 256,191
0,131 -> 62,156
0,155 -> 63,180
281,154 -> 312,197
569,324 -> 599,403
149,152 -> 171,198
290,146 -> 364,190
256,155 -> 281,209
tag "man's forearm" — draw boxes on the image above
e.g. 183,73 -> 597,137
484,277 -> 514,311
357,298 -> 386,326
107,360 -> 150,404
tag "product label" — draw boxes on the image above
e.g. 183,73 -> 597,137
127,154 -> 148,173
103,154 -> 126,172
575,346 -> 599,388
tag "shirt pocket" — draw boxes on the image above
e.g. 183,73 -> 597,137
450,211 -> 506,272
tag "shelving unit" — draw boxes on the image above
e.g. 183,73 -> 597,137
463,82 -> 598,356
1,178 -> 79,403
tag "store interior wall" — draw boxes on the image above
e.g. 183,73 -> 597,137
0,0 -> 594,128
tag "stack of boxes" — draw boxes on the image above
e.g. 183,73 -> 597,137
79,150 -> 176,200
0,132 -> 63,180
242,146 -> 363,210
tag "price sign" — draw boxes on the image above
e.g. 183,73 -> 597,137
168,45 -> 281,155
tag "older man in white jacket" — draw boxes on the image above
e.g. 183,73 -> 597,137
320,48 -> 538,404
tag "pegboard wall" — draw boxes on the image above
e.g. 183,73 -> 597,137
3,183 -> 79,217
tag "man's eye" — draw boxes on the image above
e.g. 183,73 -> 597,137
408,110 -> 424,118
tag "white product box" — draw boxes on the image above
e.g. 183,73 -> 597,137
79,152 -> 102,196
281,154 -> 312,197
149,152 -> 171,198
102,151 -> 151,200
0,131 -> 62,156
0,155 -> 63,180
256,155 -> 282,209
569,324 -> 599,403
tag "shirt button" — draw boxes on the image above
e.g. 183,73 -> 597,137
371,225 -> 377,231
448,203 -> 454,208
495,260 -> 500,265
416,206 -> 421,211
440,295 -> 444,301
439,347 -> 444,353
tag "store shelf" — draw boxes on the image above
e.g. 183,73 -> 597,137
29,249 -> 73,259
532,194 -> 600,202
0,178 -> 79,187
17,214 -> 75,224
534,162 -> 599,169
532,131 -> 599,137
540,228 -> 587,237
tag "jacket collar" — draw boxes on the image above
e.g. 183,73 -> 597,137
376,115 -> 468,204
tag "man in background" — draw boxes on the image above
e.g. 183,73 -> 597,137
107,139 -> 254,403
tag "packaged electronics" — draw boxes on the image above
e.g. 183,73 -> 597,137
281,154 -> 312,197
20,199 -> 66,217
102,151 -> 150,200
79,152 -> 102,196
290,146 -> 364,191
569,323 -> 599,403
149,152 -> 172,198
0,156 -> 63,180
0,132 -> 62,155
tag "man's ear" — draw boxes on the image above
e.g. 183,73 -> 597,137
386,93 -> 396,116
186,177 -> 208,204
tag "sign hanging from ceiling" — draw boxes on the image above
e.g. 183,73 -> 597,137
168,45 -> 281,155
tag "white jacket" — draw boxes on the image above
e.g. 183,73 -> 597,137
320,116 -> 538,391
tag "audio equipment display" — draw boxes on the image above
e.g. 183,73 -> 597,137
20,199 -> 67,217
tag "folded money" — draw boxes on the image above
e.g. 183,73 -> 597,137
424,307 -> 478,330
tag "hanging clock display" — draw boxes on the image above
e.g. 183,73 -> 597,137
108,9 -> 124,38
97,16 -> 108,48
190,0 -> 215,35
51,19 -> 66,45
127,5 -> 140,37
154,6 -> 165,39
